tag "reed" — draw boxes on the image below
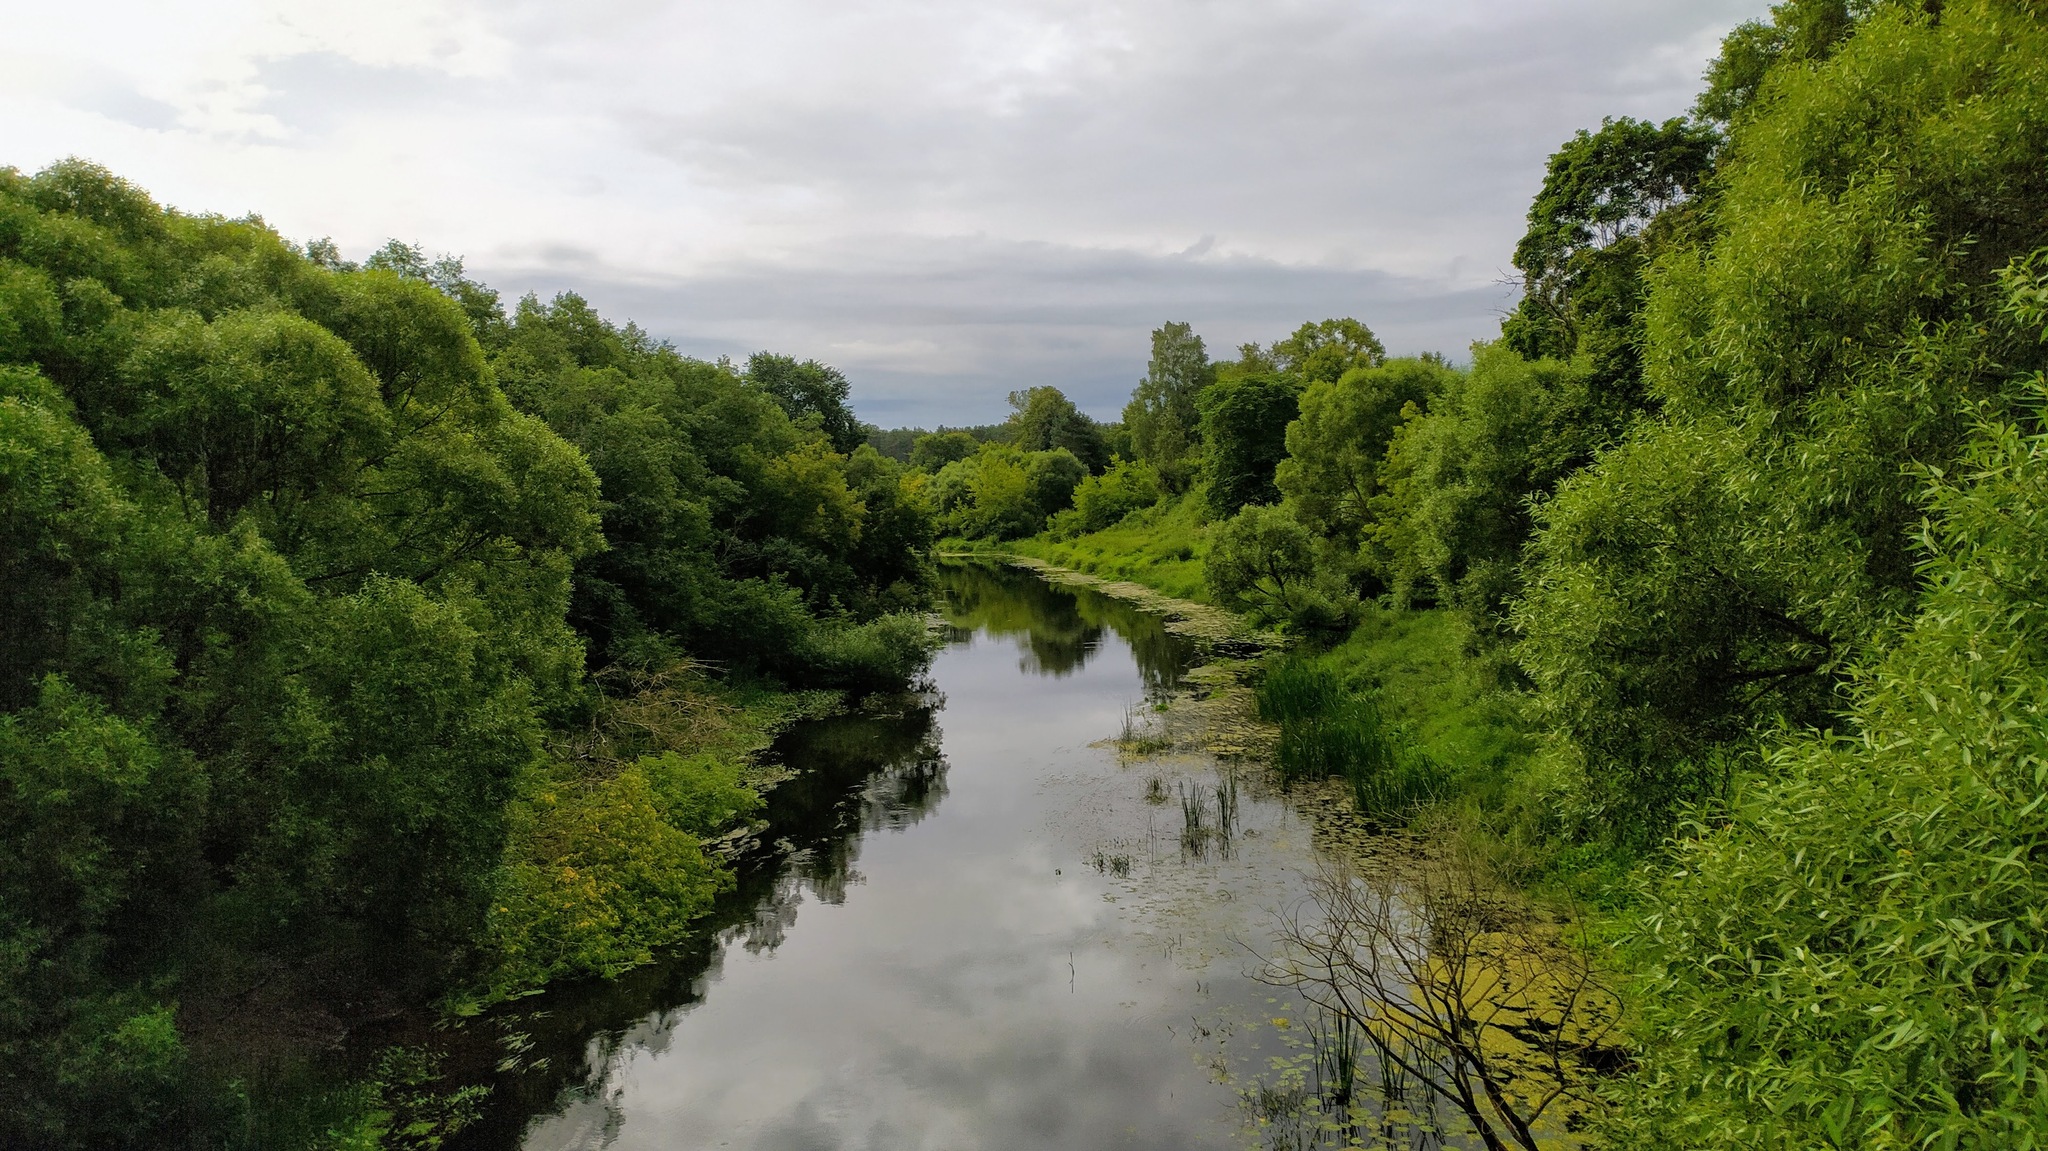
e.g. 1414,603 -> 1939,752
1256,655 -> 1345,724
1262,653 -> 1446,821
1214,771 -> 1239,836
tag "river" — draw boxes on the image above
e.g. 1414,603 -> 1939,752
451,560 -> 1374,1151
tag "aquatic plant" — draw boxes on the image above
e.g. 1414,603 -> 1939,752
1117,701 -> 1174,757
1257,656 -> 1346,724
1179,781 -> 1206,836
1088,848 -> 1134,878
1261,653 -> 1446,821
1259,849 -> 1618,1151
1214,771 -> 1239,836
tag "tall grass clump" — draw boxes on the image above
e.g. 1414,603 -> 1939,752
1256,655 -> 1345,724
1258,653 -> 1444,820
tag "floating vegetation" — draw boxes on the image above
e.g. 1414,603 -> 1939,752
1117,702 -> 1175,757
1145,775 -> 1170,804
996,555 -> 1276,648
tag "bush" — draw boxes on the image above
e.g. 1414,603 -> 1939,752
1060,456 -> 1162,536
802,611 -> 937,692
1207,505 -> 1354,630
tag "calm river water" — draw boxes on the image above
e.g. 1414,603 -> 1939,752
454,562 -> 1348,1150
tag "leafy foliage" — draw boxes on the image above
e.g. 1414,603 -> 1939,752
1270,317 -> 1386,384
0,160 -> 936,1147
1276,356 -> 1453,564
1369,344 -> 1598,634
1198,370 -> 1299,517
1621,378 -> 2048,1147
1516,0 -> 2048,828
1002,385 -> 1110,472
931,442 -> 1088,540
1051,455 -> 1162,537
1122,321 -> 1213,492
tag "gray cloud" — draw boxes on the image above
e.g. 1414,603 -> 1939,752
5,0 -> 1769,427
478,236 -> 1515,425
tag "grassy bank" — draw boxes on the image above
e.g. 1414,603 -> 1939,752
1004,508 -> 1538,824
1007,493 -> 1212,602
1009,510 -> 1638,901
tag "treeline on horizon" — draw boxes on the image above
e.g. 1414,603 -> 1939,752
904,1 -> 2048,1144
0,159 -> 944,1145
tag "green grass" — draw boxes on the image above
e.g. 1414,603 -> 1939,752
1257,651 -> 1450,820
1008,492 -> 1212,602
1312,607 -> 1534,807
1011,492 -> 1534,810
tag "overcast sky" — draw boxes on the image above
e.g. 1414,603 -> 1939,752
3,0 -> 1762,425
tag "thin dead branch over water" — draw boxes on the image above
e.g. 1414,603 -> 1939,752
1255,845 -> 1620,1150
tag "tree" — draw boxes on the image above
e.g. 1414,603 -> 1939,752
1122,321 -> 1213,491
1515,2 -> 2048,833
1004,385 -> 1109,472
0,159 -> 941,1147
1500,116 -> 1718,416
909,430 -> 980,471
1694,0 -> 1868,125
1620,355 -> 2048,1147
1276,357 -> 1453,556
745,352 -> 866,455
1022,448 -> 1088,523
1205,504 -> 1328,627
1057,456 -> 1161,536
1272,317 -> 1386,384
1370,345 -> 1595,634
1198,372 -> 1299,518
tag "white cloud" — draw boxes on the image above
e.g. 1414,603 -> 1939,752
1,0 -> 1766,424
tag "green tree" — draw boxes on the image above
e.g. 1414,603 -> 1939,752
1371,345 -> 1595,633
746,352 -> 866,455
1271,317 -> 1386,384
1199,372 -> 1299,518
1205,504 -> 1346,629
0,159 -> 941,1146
910,429 -> 981,471
1276,357 -> 1454,558
1004,385 -> 1109,472
1122,321 -> 1213,491
1621,365 -> 2048,1146
1515,2 -> 2048,832
1500,116 -> 1717,417
1694,0 -> 1869,125
1056,455 -> 1162,536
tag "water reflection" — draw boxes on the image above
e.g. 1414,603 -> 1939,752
936,560 -> 1193,702
457,559 -> 1293,1151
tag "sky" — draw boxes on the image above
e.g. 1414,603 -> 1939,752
1,0 -> 1765,426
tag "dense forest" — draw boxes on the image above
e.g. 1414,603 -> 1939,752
960,0 -> 2048,1143
8,0 -> 2048,1145
0,163 -> 936,1146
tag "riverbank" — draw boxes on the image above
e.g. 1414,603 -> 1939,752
986,491 -> 1214,603
949,550 -> 1621,1144
945,543 -> 1544,848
